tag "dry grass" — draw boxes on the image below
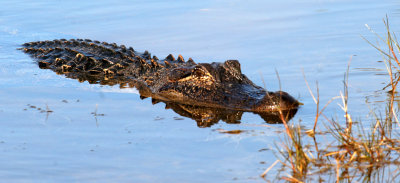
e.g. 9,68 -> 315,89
262,17 -> 400,182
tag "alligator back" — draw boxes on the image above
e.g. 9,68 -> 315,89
21,39 -> 193,86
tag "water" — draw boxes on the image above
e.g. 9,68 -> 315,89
1,0 -> 400,182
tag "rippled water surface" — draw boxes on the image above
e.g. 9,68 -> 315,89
1,0 -> 400,182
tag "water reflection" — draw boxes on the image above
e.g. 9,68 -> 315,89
158,100 -> 297,127
54,70 -> 298,127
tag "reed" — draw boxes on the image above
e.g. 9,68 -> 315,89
262,17 -> 400,182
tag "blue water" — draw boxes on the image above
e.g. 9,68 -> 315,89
1,0 -> 400,182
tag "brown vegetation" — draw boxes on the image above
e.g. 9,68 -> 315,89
262,17 -> 400,182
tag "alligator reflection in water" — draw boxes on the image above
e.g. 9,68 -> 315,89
63,72 -> 298,127
162,101 -> 298,127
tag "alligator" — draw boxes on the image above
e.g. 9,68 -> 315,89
20,39 -> 299,123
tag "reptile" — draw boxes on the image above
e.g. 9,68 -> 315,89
20,39 -> 300,116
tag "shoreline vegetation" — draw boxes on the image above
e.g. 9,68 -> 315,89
263,17 -> 400,182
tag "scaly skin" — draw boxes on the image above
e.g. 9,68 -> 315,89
21,39 -> 300,113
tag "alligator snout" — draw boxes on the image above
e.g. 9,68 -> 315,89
253,91 -> 300,111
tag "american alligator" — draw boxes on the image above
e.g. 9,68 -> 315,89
21,39 -> 299,119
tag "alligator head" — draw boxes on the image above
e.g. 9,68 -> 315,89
152,60 -> 299,112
